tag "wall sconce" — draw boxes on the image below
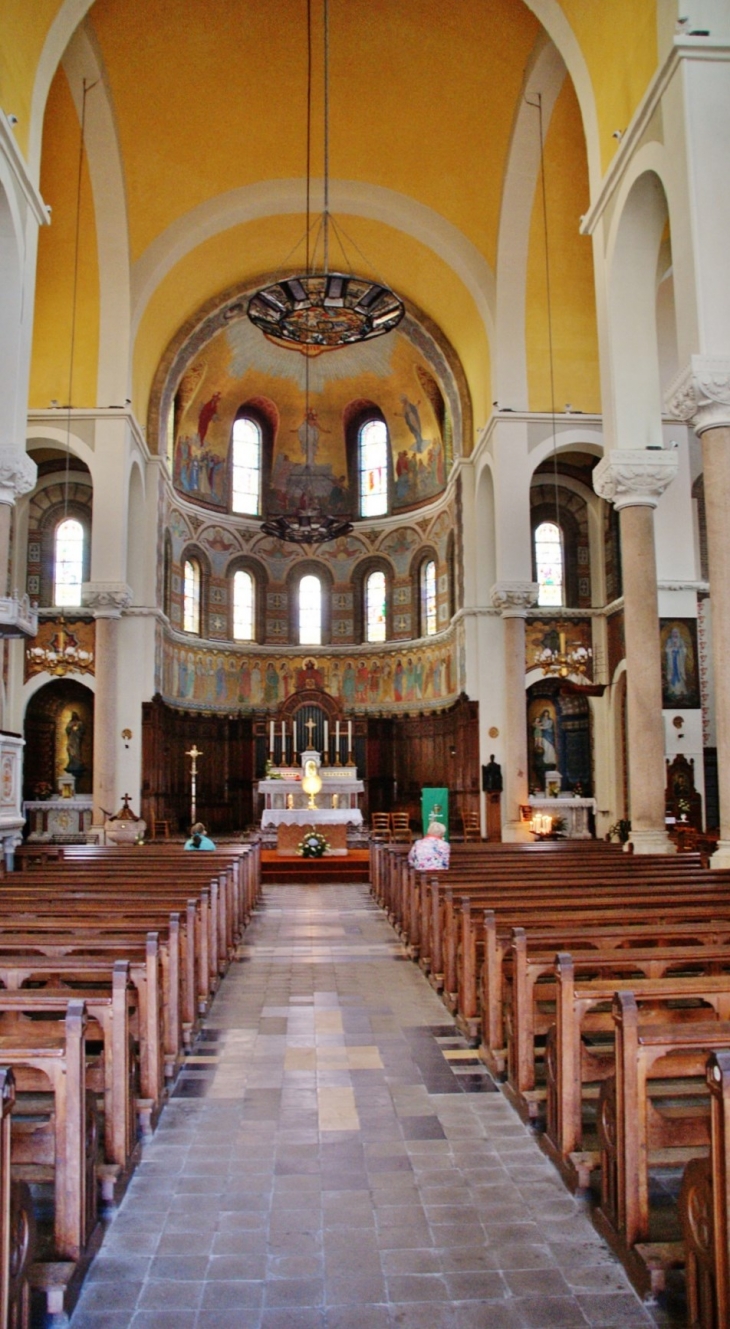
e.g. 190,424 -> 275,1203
121,728 -> 133,749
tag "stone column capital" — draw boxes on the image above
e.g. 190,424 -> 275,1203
665,356 -> 730,435
490,581 -> 538,618
592,449 -> 678,510
0,448 -> 37,506
81,581 -> 132,619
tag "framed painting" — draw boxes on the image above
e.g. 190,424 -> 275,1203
660,618 -> 700,709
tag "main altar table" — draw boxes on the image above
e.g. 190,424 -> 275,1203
261,807 -> 364,829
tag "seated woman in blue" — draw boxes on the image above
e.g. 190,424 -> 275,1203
184,821 -> 216,850
407,820 -> 450,871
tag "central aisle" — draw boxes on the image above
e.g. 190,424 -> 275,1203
71,883 -> 662,1329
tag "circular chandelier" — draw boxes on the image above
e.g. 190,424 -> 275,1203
260,507 -> 352,546
248,273 -> 404,349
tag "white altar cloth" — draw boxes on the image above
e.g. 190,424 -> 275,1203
262,808 -> 363,829
528,796 -> 596,839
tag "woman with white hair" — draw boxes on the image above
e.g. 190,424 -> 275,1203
407,820 -> 450,871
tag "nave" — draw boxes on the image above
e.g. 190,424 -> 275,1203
70,884 -> 666,1329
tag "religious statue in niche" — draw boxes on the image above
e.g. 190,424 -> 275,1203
64,711 -> 86,778
531,705 -> 558,791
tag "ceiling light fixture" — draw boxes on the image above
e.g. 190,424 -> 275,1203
247,0 -> 404,352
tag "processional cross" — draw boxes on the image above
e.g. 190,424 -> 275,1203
186,745 -> 202,827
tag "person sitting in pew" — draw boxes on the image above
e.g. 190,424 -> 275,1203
184,822 -> 216,851
408,821 -> 450,871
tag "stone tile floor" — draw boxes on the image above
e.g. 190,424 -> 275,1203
70,883 -> 681,1328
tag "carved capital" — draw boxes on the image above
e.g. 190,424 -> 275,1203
490,581 -> 538,618
0,448 -> 37,505
593,449 -> 677,510
665,356 -> 730,435
81,581 -> 132,619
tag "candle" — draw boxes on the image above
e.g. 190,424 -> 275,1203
293,722 -> 297,756
347,720 -> 352,749
323,719 -> 328,753
281,720 -> 286,762
269,721 -> 274,754
335,720 -> 340,748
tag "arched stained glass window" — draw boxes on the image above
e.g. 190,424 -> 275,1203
358,419 -> 388,517
183,558 -> 201,634
233,569 -> 254,641
299,574 -> 322,645
365,570 -> 386,642
231,417 -> 261,515
535,521 -> 563,606
54,518 -> 84,607
421,559 -> 437,636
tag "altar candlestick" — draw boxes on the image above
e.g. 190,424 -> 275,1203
323,719 -> 328,762
335,719 -> 341,766
347,720 -> 352,751
282,720 -> 286,762
293,722 -> 297,756
269,721 -> 274,755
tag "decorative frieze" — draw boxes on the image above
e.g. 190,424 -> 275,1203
666,356 -> 730,435
593,449 -> 678,510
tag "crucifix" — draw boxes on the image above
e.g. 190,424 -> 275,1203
304,717 -> 316,749
186,745 -> 202,827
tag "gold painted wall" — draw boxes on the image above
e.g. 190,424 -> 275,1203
29,67 -> 100,410
526,78 -> 600,414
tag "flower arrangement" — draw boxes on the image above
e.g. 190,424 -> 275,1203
298,829 -> 330,858
34,781 -> 54,801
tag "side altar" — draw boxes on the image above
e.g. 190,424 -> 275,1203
257,748 -> 364,830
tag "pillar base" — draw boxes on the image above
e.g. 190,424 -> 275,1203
627,829 -> 677,855
501,820 -> 533,844
710,841 -> 730,870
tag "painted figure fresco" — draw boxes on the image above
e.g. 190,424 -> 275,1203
159,637 -> 458,715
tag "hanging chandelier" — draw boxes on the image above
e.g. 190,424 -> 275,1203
27,619 -> 94,677
535,628 -> 592,679
247,0 -> 404,352
260,508 -> 352,545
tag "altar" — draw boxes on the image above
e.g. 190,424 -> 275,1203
527,795 -> 596,839
257,749 -> 364,830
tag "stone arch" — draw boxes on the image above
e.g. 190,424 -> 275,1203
23,675 -> 95,799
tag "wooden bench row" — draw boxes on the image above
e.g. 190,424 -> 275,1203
368,839 -> 730,1320
0,841 -> 261,1325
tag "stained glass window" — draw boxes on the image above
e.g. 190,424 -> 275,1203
422,559 -> 437,636
299,574 -> 321,645
54,518 -> 84,607
535,521 -> 563,606
183,558 -> 201,633
359,419 -> 388,517
365,570 -> 387,642
233,570 -> 254,640
232,417 -> 261,515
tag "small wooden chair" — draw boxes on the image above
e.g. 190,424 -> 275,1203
461,811 -> 481,842
370,812 -> 392,841
390,812 -> 412,843
152,820 -> 171,841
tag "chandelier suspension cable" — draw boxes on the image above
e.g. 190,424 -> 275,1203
305,0 -> 312,278
534,92 -> 561,538
322,0 -> 330,276
64,78 -> 97,525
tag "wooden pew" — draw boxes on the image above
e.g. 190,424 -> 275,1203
679,1049 -> 730,1329
543,959 -> 730,1184
0,1000 -> 89,1261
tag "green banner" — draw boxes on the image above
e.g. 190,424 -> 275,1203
421,787 -> 449,839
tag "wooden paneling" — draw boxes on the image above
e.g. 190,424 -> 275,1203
141,696 -> 253,834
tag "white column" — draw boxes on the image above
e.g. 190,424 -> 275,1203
81,582 -> 131,828
490,582 -> 538,843
593,450 -> 677,854
667,357 -> 730,866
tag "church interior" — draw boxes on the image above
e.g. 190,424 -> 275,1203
1,1 -> 730,1326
